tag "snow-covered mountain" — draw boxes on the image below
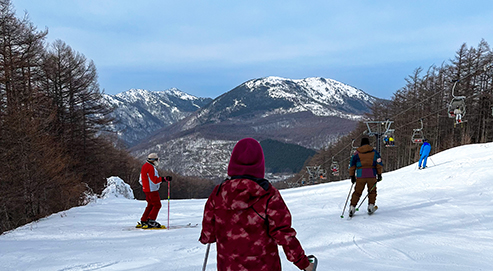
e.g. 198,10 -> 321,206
132,77 -> 380,178
103,88 -> 212,147
2,143 -> 493,270
180,76 -> 375,130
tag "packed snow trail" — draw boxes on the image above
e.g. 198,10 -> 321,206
1,143 -> 493,270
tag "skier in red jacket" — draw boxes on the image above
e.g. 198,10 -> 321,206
137,153 -> 170,229
199,138 -> 314,271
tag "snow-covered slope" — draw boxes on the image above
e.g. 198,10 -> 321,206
4,144 -> 491,270
103,88 -> 212,147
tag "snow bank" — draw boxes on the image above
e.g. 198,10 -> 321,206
100,176 -> 134,199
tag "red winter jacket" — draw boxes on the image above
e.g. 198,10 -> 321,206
140,162 -> 161,192
199,138 -> 310,270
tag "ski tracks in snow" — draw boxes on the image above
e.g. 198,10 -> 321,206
352,235 -> 417,262
58,261 -> 120,271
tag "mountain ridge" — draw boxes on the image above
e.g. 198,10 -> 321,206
102,88 -> 213,147
129,76 -> 381,178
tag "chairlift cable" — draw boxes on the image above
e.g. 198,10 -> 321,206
386,64 -> 490,123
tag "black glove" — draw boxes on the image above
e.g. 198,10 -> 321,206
350,176 -> 356,184
166,176 -> 172,182
377,174 -> 382,182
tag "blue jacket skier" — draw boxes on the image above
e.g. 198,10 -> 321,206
419,140 -> 431,169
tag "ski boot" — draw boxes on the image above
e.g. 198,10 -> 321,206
136,221 -> 148,228
368,204 -> 378,215
349,205 -> 355,217
145,219 -> 166,229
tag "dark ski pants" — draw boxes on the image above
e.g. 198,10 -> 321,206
350,177 -> 377,206
141,191 -> 162,221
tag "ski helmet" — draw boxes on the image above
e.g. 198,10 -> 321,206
147,153 -> 159,165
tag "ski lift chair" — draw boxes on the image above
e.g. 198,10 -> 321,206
447,79 -> 466,121
411,132 -> 424,143
411,119 -> 425,143
379,120 -> 396,147
330,160 -> 340,176
349,139 -> 358,158
447,97 -> 466,119
383,130 -> 396,147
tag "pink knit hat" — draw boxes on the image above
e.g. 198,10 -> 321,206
227,138 -> 265,179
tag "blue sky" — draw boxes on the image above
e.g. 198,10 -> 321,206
12,0 -> 493,99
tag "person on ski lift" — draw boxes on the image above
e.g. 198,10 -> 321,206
383,135 -> 389,146
389,136 -> 395,146
348,137 -> 383,217
199,138 -> 314,271
137,153 -> 171,229
454,106 -> 462,123
418,139 -> 431,169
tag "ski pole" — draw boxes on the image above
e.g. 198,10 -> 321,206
356,183 -> 377,211
202,243 -> 211,271
429,157 -> 436,166
307,255 -> 318,271
167,179 -> 170,230
340,183 -> 354,218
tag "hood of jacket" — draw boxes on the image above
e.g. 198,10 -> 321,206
357,144 -> 374,154
227,138 -> 265,179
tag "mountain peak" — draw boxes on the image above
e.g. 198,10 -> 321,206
246,76 -> 372,99
103,88 -> 213,147
164,88 -> 201,101
237,76 -> 376,118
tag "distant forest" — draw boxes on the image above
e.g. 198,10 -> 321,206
288,40 -> 493,187
261,139 -> 316,173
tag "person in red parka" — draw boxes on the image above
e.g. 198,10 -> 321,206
137,153 -> 171,229
199,138 -> 314,271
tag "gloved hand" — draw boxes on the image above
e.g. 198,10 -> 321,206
350,176 -> 356,184
166,176 -> 172,182
304,262 -> 314,271
377,174 -> 382,182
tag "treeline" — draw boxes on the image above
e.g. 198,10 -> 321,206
288,40 -> 493,186
0,0 -> 138,233
0,0 -> 216,234
260,139 -> 316,173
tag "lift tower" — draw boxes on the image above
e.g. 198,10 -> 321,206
365,120 -> 393,154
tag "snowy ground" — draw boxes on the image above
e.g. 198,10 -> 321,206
1,143 -> 493,270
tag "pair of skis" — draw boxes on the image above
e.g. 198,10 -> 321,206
341,182 -> 378,218
135,222 -> 198,230
349,206 -> 378,218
